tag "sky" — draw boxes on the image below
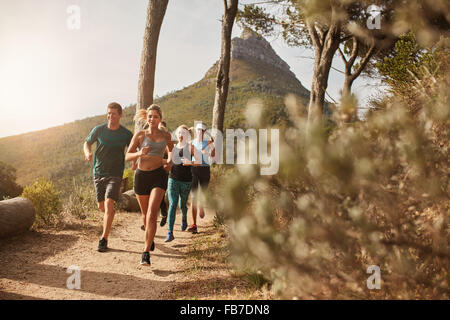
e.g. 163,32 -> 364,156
0,0 -> 381,138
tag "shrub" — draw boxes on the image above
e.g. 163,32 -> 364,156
63,179 -> 97,219
21,178 -> 62,227
123,168 -> 134,191
210,61 -> 449,299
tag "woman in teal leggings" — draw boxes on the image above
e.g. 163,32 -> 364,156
165,125 -> 192,242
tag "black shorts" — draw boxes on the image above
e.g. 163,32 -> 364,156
134,167 -> 168,195
191,166 -> 210,191
94,176 -> 122,203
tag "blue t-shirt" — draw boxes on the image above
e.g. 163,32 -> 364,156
85,123 -> 133,178
192,139 -> 210,167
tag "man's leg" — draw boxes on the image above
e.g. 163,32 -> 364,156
101,198 -> 115,240
98,201 -> 105,212
98,177 -> 121,251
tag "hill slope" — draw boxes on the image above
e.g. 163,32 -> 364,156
0,30 -> 311,194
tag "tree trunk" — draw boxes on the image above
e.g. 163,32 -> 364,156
307,5 -> 342,124
136,0 -> 169,131
212,0 -> 238,133
0,197 -> 35,238
342,77 -> 354,97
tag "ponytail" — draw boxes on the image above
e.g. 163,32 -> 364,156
134,109 -> 148,128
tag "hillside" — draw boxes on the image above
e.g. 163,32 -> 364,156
0,30 -> 311,195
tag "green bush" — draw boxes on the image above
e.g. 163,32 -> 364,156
123,168 -> 134,191
22,178 -> 62,227
63,179 -> 97,219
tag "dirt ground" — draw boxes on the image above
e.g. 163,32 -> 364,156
0,208 -> 218,300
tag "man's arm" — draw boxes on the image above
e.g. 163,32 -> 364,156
84,141 -> 93,162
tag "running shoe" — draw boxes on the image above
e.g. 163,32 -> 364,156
160,216 -> 167,227
141,225 -> 145,231
165,232 -> 175,242
181,219 -> 188,231
187,224 -> 198,234
140,252 -> 150,266
98,238 -> 108,252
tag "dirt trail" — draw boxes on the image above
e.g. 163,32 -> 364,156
0,208 -> 215,300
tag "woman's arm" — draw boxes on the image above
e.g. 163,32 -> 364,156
163,132 -> 174,171
125,132 -> 149,162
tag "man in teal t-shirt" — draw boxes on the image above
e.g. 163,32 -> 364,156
83,102 -> 133,252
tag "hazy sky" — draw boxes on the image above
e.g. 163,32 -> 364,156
0,0 -> 380,138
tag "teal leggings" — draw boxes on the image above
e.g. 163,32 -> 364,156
167,178 -> 192,232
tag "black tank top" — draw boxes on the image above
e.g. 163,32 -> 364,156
169,145 -> 192,182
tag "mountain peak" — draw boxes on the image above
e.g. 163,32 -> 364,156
232,28 -> 293,75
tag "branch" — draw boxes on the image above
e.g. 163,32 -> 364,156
349,41 -> 376,81
347,37 -> 359,71
338,47 -> 348,64
306,20 -> 321,50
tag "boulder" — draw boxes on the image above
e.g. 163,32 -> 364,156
0,197 -> 35,238
118,190 -> 140,212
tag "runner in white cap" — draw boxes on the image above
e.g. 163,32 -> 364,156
183,122 -> 215,234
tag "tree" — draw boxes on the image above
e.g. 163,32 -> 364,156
212,0 -> 239,133
376,32 -> 436,90
0,161 -> 23,200
238,0 -> 397,122
136,0 -> 169,130
338,36 -> 377,97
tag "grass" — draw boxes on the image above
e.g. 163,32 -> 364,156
166,220 -> 274,300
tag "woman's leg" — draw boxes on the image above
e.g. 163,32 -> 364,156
136,195 -> 149,228
198,167 -> 210,219
190,167 -> 199,227
179,181 -> 192,221
167,178 -> 181,233
144,187 -> 165,252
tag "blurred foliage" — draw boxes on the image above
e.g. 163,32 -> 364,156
209,45 -> 449,298
0,161 -> 23,200
21,178 -> 62,228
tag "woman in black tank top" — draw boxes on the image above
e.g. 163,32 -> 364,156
164,125 -> 193,242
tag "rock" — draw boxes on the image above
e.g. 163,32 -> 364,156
0,197 -> 35,238
118,190 -> 140,212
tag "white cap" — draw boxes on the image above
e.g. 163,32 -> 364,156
195,123 -> 207,131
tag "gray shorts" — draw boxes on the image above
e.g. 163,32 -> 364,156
94,176 -> 122,203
